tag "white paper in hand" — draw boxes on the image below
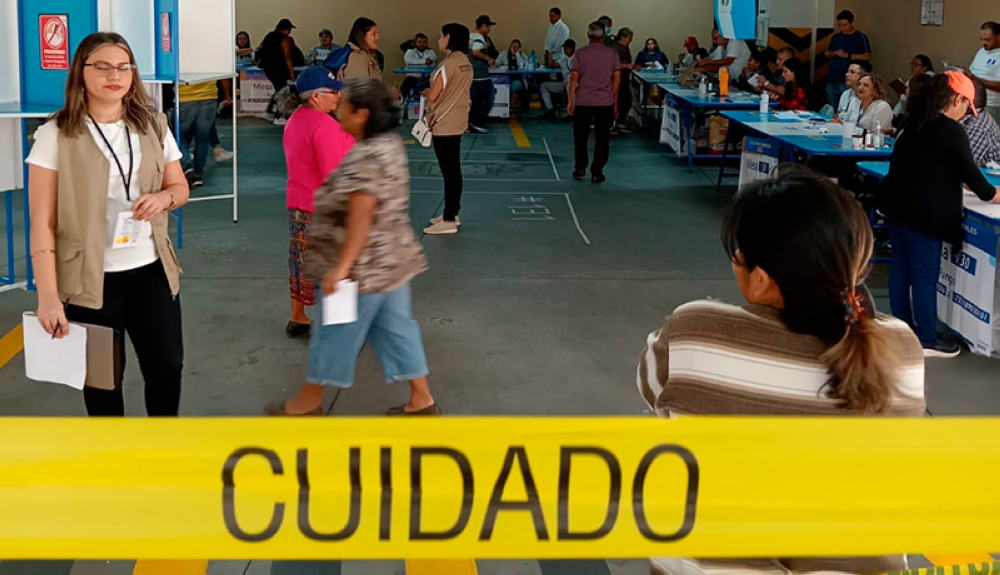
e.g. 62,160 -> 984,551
112,211 -> 152,250
323,280 -> 359,325
22,312 -> 87,390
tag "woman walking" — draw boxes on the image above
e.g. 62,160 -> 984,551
266,79 -> 439,416
27,32 -> 190,416
423,23 -> 473,236
879,71 -> 1000,357
281,67 -> 355,338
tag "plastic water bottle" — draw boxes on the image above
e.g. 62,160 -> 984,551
719,67 -> 730,97
529,50 -> 538,70
699,76 -> 708,98
760,90 -> 769,115
873,120 -> 884,148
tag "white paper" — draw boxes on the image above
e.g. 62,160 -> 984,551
323,281 -> 359,326
22,312 -> 87,390
112,211 -> 151,250
772,111 -> 804,120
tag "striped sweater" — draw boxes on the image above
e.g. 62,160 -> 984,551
637,300 -> 926,575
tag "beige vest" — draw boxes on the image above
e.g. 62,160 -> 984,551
55,113 -> 182,310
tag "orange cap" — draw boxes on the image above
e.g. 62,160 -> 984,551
946,70 -> 978,117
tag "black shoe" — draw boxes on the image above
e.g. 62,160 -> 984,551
923,338 -> 962,359
286,321 -> 311,339
591,173 -> 606,184
572,169 -> 587,180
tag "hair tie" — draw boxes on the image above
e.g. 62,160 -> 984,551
841,288 -> 867,326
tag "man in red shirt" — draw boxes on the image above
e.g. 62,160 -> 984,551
568,21 -> 621,184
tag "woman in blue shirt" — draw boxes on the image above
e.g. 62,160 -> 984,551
635,38 -> 669,69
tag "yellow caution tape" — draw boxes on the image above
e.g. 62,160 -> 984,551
0,417 -> 997,560
890,564 -> 1000,575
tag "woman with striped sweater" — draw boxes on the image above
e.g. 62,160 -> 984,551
637,165 -> 926,575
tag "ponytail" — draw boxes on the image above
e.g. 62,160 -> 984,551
819,289 -> 899,414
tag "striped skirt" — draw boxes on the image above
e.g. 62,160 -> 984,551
288,209 -> 315,306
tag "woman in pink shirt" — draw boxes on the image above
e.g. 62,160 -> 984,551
282,67 -> 355,337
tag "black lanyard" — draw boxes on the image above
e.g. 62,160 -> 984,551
89,115 -> 134,201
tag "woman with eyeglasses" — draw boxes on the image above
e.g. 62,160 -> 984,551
26,32 -> 190,416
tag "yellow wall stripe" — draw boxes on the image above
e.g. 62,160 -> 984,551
509,117 -> 531,148
0,324 -> 24,370
406,559 -> 478,575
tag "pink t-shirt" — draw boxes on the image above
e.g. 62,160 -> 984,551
283,107 -> 355,212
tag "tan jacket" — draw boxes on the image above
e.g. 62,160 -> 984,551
55,113 -> 182,310
338,43 -> 382,82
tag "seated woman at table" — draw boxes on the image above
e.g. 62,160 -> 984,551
236,31 -> 254,68
496,39 -> 532,113
635,38 -> 669,70
777,58 -> 810,111
856,74 -> 894,133
879,71 -> 1000,358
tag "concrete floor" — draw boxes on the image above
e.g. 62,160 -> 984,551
0,114 -> 997,573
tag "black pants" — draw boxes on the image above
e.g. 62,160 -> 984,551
400,76 -> 429,100
574,106 -> 614,176
469,79 -> 495,128
65,262 -> 184,417
265,70 -> 290,117
617,75 -> 633,127
433,134 -> 464,220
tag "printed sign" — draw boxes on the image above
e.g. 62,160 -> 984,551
161,13 -> 172,53
937,215 -> 999,357
660,96 -> 684,156
39,15 -> 69,70
739,137 -> 779,189
238,69 -> 275,115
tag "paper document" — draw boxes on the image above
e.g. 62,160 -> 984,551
772,111 -> 804,120
112,212 -> 152,250
323,281 -> 359,326
22,312 -> 87,390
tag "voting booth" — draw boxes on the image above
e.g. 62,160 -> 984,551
0,0 -> 237,289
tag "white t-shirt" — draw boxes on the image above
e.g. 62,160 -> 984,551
838,88 -> 862,123
970,47 -> 1000,108
724,40 -> 751,82
26,119 -> 183,273
857,99 -> 894,132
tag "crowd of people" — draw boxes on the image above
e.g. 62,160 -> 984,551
19,8 -> 1000,574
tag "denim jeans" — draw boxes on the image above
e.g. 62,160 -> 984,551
887,221 -> 944,346
179,99 -> 217,178
826,82 -> 848,111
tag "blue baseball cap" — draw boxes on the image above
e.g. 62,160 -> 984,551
296,67 -> 343,93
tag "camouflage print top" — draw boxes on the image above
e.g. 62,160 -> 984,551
307,133 -> 428,294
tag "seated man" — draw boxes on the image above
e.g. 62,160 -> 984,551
761,47 -> 795,99
401,33 -> 437,99
697,27 -> 750,82
831,60 -> 872,124
305,28 -> 340,66
540,39 -> 577,120
962,74 -> 1000,166
737,50 -> 768,92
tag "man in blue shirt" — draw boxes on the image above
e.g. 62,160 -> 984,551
824,10 -> 871,109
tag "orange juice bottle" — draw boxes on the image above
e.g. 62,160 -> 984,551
719,68 -> 730,97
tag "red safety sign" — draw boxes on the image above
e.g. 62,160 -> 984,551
161,13 -> 171,53
39,15 -> 69,70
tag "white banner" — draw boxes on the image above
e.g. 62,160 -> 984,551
238,69 -> 274,116
937,216 -> 999,357
660,97 -> 684,156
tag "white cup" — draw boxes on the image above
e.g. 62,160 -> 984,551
842,122 -> 857,139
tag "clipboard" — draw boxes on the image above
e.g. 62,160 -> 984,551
22,313 -> 117,391
889,78 -> 908,95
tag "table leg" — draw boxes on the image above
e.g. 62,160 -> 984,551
685,104 -> 695,173
716,128 -> 732,192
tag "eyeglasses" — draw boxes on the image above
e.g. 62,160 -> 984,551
84,62 -> 138,74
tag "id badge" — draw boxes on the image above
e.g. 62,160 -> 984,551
112,212 -> 151,250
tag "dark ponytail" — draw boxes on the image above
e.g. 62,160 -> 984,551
721,165 -> 899,413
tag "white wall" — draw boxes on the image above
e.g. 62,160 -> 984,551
180,0 -> 234,74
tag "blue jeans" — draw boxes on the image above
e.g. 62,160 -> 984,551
179,99 -> 216,178
826,82 -> 848,110
887,221 -> 943,346
308,283 -> 429,387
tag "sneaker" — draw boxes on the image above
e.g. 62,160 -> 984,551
616,124 -> 633,134
591,173 -> 607,184
183,167 -> 194,176
188,176 -> 205,188
923,339 -> 962,359
255,112 -> 275,122
468,124 -> 488,134
273,117 -> 288,126
423,220 -> 459,235
215,148 -> 235,162
610,127 -> 620,136
429,215 -> 462,227
572,169 -> 587,180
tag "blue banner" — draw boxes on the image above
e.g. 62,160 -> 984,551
716,0 -> 757,41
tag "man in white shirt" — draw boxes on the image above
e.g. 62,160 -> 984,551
401,33 -> 437,99
832,61 -> 870,124
541,39 -> 576,120
544,7 -> 571,68
697,27 -> 750,82
969,21 -> 1000,124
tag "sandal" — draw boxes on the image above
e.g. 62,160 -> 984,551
386,403 -> 443,416
264,402 -> 323,416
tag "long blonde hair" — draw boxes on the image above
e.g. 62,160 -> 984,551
54,32 -> 157,138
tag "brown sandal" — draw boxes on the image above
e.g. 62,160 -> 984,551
264,402 -> 323,416
386,403 -> 442,416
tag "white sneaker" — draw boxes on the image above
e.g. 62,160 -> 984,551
423,220 -> 459,235
273,118 -> 288,126
428,215 -> 461,227
255,112 -> 275,122
215,148 -> 235,162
